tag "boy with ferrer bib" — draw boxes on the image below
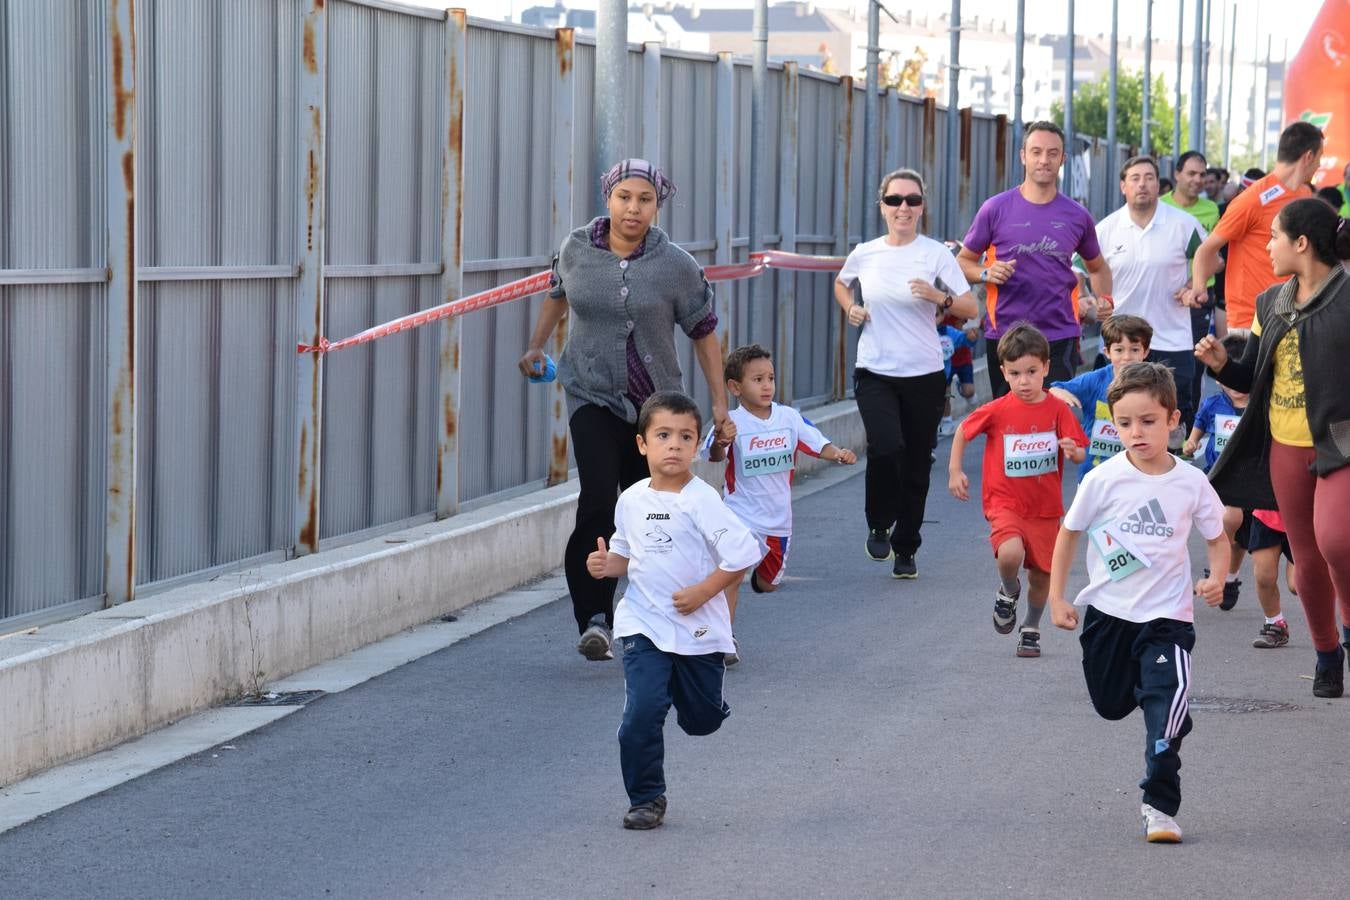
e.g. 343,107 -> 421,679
1183,334 -> 1295,648
948,324 -> 1088,658
1049,315 -> 1152,481
587,392 -> 763,830
1049,363 -> 1228,843
706,345 -> 857,665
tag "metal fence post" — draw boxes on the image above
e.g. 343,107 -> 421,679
103,0 -> 137,605
436,9 -> 467,515
294,0 -> 327,555
832,76 -> 854,402
641,41 -> 661,168
776,61 -> 799,405
884,87 -> 900,172
547,26 -> 575,487
714,52 -> 734,355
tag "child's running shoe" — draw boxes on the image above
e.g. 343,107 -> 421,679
1015,627 -> 1041,657
892,554 -> 917,579
993,588 -> 1018,634
724,637 -> 741,668
1219,578 -> 1242,610
1141,804 -> 1182,843
866,528 -> 892,561
937,416 -> 956,437
577,616 -> 613,661
623,795 -> 667,830
1252,620 -> 1290,648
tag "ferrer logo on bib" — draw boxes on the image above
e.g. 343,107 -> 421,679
738,429 -> 795,478
1003,432 -> 1058,478
1213,413 -> 1240,454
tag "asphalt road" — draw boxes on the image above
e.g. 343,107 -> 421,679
2,456 -> 1346,899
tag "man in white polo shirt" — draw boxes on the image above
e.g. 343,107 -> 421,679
1096,155 -> 1209,431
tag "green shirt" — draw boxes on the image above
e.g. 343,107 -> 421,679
1161,192 -> 1220,287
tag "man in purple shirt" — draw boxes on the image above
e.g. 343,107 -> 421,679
957,121 -> 1114,396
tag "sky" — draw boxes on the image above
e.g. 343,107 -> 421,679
418,0 -> 1323,63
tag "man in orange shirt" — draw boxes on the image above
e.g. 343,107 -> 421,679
1190,122 -> 1324,336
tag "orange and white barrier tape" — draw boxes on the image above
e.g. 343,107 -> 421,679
298,250 -> 846,354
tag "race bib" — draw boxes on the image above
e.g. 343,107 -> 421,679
1213,413 -> 1240,454
1003,432 -> 1058,478
1088,414 -> 1124,460
1089,522 -> 1151,582
737,429 -> 794,478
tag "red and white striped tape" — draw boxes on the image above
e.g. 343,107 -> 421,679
298,249 -> 846,354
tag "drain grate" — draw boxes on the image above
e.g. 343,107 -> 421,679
1188,695 -> 1301,714
232,689 -> 326,707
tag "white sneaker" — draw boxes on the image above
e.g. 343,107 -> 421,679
1141,803 -> 1182,843
724,637 -> 741,668
937,417 -> 956,437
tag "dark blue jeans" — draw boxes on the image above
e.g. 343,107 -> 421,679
618,633 -> 730,805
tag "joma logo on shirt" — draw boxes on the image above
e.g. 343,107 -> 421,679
1009,436 -> 1056,453
747,434 -> 790,451
646,513 -> 670,520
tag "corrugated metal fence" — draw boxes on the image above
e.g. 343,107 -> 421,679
0,0 -> 1120,628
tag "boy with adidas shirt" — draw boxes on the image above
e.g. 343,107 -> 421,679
705,345 -> 856,664
1049,363 -> 1228,843
588,391 -> 763,831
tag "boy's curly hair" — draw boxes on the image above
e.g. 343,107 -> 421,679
724,344 -> 773,383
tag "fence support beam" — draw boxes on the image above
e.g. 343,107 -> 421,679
547,26 -> 575,487
103,0 -> 137,605
641,41 -> 661,167
714,52 -> 734,357
832,76 -> 854,402
884,87 -> 900,173
436,10 -> 468,515
293,0 -> 327,555
776,61 -> 799,405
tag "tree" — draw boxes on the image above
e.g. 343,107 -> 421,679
1050,68 -> 1189,158
879,46 -> 927,97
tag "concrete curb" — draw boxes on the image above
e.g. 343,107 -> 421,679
0,397 -> 873,788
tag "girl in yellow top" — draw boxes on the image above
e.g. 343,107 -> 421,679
1197,198 -> 1350,698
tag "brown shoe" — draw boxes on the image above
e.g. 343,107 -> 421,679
623,795 -> 667,830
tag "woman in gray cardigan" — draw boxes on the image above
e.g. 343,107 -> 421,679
518,159 -> 730,662
1197,198 -> 1350,697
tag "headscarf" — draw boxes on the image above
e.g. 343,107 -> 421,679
600,158 -> 677,208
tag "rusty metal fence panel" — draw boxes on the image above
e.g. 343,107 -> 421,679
0,3 -> 1124,627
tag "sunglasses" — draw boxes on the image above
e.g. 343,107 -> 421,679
881,193 -> 924,207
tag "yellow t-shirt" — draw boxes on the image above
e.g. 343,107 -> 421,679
1253,310 -> 1313,447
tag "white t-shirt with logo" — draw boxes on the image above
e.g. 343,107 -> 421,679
704,403 -> 831,537
610,477 -> 763,655
837,235 -> 972,377
1063,452 -> 1225,623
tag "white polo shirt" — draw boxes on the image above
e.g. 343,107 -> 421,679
1095,203 -> 1207,352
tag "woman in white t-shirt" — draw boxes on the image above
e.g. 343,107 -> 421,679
833,168 -> 978,577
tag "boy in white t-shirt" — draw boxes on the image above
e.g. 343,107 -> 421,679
705,345 -> 856,664
1049,363 -> 1228,844
587,391 -> 762,831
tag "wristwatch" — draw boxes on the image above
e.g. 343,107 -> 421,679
979,268 -> 988,283
941,293 -> 954,311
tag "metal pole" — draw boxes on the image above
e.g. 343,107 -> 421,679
1246,11 -> 1259,156
1064,0 -> 1075,200
594,0 -> 627,214
1012,0 -> 1025,151
714,53 -> 734,355
946,0 -> 961,238
438,10 -> 470,507
1190,0 -> 1204,150
1212,1 -> 1224,123
833,77 -> 855,401
749,0 -> 767,317
1107,0 -> 1118,166
1223,6 -> 1236,170
1142,0 -> 1153,154
1202,0 -> 1214,151
642,41 -> 661,167
777,62 -> 800,404
1174,0 -> 1184,159
104,0 -> 137,601
1261,35 -> 1273,169
864,0 -> 880,239
546,26 -> 575,488
294,0 -> 327,556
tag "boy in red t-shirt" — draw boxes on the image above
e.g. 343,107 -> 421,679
948,324 -> 1088,657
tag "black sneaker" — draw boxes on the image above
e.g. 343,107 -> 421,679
866,528 -> 892,561
993,588 -> 1018,635
623,795 -> 667,830
1313,654 -> 1345,699
1015,627 -> 1041,658
1219,579 -> 1242,611
1252,621 -> 1290,649
892,554 -> 917,579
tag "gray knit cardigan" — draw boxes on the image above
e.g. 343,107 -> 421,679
550,220 -> 715,423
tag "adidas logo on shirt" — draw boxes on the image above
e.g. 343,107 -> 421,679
1118,499 -> 1176,538
1156,654 -> 1168,664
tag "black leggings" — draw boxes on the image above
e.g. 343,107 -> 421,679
854,368 -> 947,558
564,404 -> 649,634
